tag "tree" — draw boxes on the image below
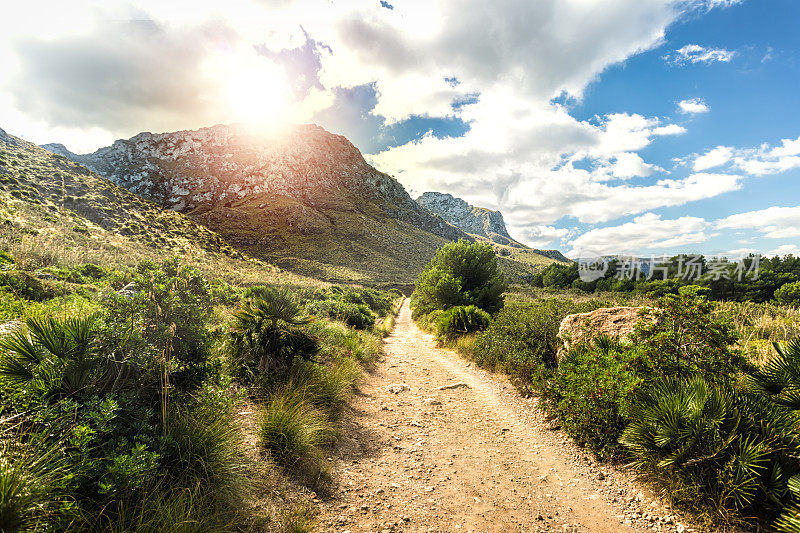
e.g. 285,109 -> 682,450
775,281 -> 800,307
411,239 -> 507,317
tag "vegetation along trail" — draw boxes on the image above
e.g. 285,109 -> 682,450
318,301 -> 686,532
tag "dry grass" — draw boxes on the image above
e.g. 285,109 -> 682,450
716,300 -> 800,363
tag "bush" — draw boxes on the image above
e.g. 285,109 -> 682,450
435,305 -> 490,341
548,336 -> 643,459
621,375 -> 800,517
306,300 -> 374,330
633,286 -> 749,381
227,288 -> 318,382
411,239 -> 506,317
471,298 -> 605,389
0,272 -> 59,301
775,281 -> 800,307
103,258 -> 216,391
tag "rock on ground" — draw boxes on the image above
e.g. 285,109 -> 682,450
557,307 -> 650,360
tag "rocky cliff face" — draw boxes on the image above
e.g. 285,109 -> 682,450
416,191 -> 571,263
42,124 -> 472,283
45,124 -> 463,241
416,192 -> 521,247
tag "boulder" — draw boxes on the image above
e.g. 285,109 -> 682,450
557,306 -> 649,360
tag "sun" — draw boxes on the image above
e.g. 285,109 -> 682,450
207,46 -> 292,129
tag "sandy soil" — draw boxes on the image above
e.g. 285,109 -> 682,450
317,301 -> 696,533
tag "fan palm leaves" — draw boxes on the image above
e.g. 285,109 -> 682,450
229,288 -> 318,378
0,314 -> 109,399
621,375 -> 800,514
746,338 -> 800,410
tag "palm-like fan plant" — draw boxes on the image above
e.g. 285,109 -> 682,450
746,338 -> 800,411
0,314 -> 110,400
228,288 -> 318,379
621,375 -> 799,514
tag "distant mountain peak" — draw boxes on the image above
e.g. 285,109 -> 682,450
416,191 -> 518,246
416,191 -> 570,263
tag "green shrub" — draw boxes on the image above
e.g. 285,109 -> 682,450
548,336 -> 643,459
339,287 -> 393,317
633,286 -> 749,381
103,258 -> 216,391
306,300 -> 374,330
227,288 -> 317,382
411,239 -> 506,317
0,272 -> 59,301
435,305 -> 490,340
621,376 -> 800,517
471,298 -> 605,389
776,281 -> 800,307
0,314 -> 114,403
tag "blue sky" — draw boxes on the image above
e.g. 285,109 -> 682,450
1,0 -> 798,258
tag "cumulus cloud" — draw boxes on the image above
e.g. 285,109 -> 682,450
693,145 -> 733,171
512,225 -> 570,248
666,44 -> 736,65
717,205 -> 800,239
733,136 -> 800,176
566,213 -> 710,256
678,98 -> 710,114
767,244 -> 800,257
681,136 -> 800,177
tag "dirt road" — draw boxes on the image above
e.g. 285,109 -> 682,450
317,301 -> 691,532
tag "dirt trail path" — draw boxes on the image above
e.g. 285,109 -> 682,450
318,301 -> 691,532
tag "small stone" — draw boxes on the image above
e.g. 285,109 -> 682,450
437,382 -> 470,390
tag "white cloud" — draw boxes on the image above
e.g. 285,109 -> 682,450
693,145 -> 733,171
566,213 -> 710,256
684,136 -> 800,177
369,108 -> 705,231
678,98 -> 710,114
717,205 -> 800,239
733,136 -> 800,176
767,244 -> 800,257
666,44 -> 736,65
511,225 -> 570,248
702,0 -> 744,9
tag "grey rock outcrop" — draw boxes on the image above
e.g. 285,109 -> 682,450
416,192 -> 519,247
43,124 -> 465,243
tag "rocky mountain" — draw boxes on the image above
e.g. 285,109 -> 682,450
416,192 -> 520,247
43,124 -> 474,284
416,191 -> 570,263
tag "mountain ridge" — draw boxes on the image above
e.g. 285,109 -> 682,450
39,123 -> 567,283
416,191 -> 570,263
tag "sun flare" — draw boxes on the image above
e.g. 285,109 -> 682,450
206,46 -> 291,130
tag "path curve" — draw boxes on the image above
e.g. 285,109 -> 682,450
318,301 -> 690,532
